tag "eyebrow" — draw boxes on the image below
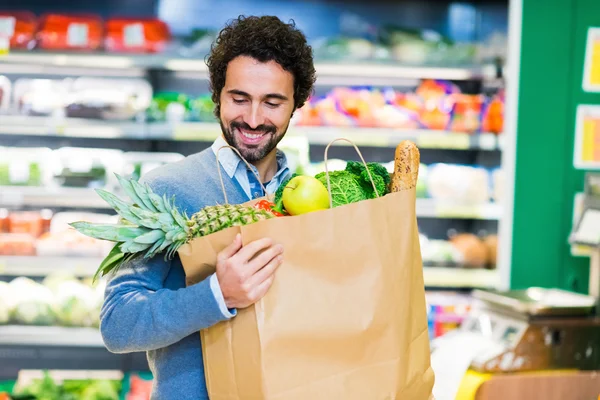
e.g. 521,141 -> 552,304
227,89 -> 289,102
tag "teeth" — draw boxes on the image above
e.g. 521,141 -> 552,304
241,131 -> 264,139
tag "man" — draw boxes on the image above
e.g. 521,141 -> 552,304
99,15 -> 317,399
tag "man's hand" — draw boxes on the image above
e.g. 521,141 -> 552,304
216,233 -> 284,309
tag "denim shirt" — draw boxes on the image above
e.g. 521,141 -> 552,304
211,135 -> 291,200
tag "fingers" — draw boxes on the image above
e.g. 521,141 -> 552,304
246,243 -> 283,274
217,233 -> 242,263
247,252 -> 283,288
248,273 -> 276,304
234,237 -> 275,262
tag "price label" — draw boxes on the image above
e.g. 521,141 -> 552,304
478,133 -> 497,150
0,37 -> 9,55
417,132 -> 470,150
67,23 -> 89,47
0,16 -> 15,37
435,204 -> 482,219
124,23 -> 145,47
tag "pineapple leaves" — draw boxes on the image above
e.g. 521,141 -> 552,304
94,243 -> 126,283
134,230 -> 166,244
69,222 -> 149,242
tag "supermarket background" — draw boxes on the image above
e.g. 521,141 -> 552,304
0,0 -> 600,398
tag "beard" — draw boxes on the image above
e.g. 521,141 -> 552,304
219,120 -> 287,162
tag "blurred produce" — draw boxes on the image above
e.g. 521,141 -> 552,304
420,231 -> 498,269
11,370 -> 121,400
294,80 -> 504,133
426,163 -> 491,203
53,147 -> 123,189
0,11 -> 37,49
35,212 -> 117,257
36,14 -> 104,51
449,233 -> 489,268
0,147 -> 53,187
0,274 -> 106,328
65,78 -> 152,120
105,18 -> 171,53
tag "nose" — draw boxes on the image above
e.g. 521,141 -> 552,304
245,103 -> 264,129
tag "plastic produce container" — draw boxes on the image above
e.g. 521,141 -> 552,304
0,11 -> 37,49
52,147 -> 124,190
105,17 -> 171,53
0,146 -> 57,187
36,13 -> 103,51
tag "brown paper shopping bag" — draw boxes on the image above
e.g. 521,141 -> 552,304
177,139 -> 435,399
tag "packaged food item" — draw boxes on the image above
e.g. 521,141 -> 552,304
0,233 -> 36,255
146,91 -> 191,122
105,17 -> 171,53
7,210 -> 51,238
65,77 -> 153,120
482,90 -> 505,134
53,147 -> 123,189
36,212 -> 118,257
0,75 -> 11,111
426,163 -> 491,203
123,151 -> 184,181
13,78 -> 68,116
449,94 -> 485,133
0,11 -> 37,49
415,79 -> 459,130
0,208 -> 8,232
0,147 -> 56,187
36,13 -> 103,51
449,233 -> 489,268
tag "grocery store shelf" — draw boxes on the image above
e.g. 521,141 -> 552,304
423,267 -> 499,289
0,51 -> 499,83
0,325 -> 104,347
0,186 -> 501,219
417,199 -> 502,220
0,256 -> 498,289
0,116 -> 503,151
0,256 -> 103,277
0,186 -> 111,209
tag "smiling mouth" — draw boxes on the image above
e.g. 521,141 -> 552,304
236,128 -> 269,145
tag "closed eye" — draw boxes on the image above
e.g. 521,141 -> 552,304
233,98 -> 246,104
265,102 -> 280,108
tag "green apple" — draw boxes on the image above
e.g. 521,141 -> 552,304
282,175 -> 331,216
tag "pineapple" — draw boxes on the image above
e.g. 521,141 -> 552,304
70,174 -> 274,281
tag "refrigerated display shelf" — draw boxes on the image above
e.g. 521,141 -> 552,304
422,267 -> 498,289
0,51 -> 499,83
0,255 -> 499,289
0,116 -> 503,150
0,256 -> 103,277
0,186 -> 109,209
0,188 -> 502,219
0,325 -> 103,347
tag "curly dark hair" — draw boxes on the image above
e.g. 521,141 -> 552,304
206,15 -> 316,117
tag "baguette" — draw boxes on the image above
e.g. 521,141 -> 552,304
390,140 -> 420,192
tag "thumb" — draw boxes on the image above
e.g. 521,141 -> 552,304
218,233 -> 242,261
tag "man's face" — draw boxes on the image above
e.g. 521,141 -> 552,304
219,55 -> 295,162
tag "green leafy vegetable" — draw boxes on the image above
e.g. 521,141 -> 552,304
344,160 -> 391,198
315,170 -> 368,207
272,173 -> 299,214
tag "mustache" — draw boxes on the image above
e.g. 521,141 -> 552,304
230,121 -> 277,135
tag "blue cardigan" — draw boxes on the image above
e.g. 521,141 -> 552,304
99,146 -> 288,399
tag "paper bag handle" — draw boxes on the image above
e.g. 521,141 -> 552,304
215,145 -> 268,204
324,138 -> 381,208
